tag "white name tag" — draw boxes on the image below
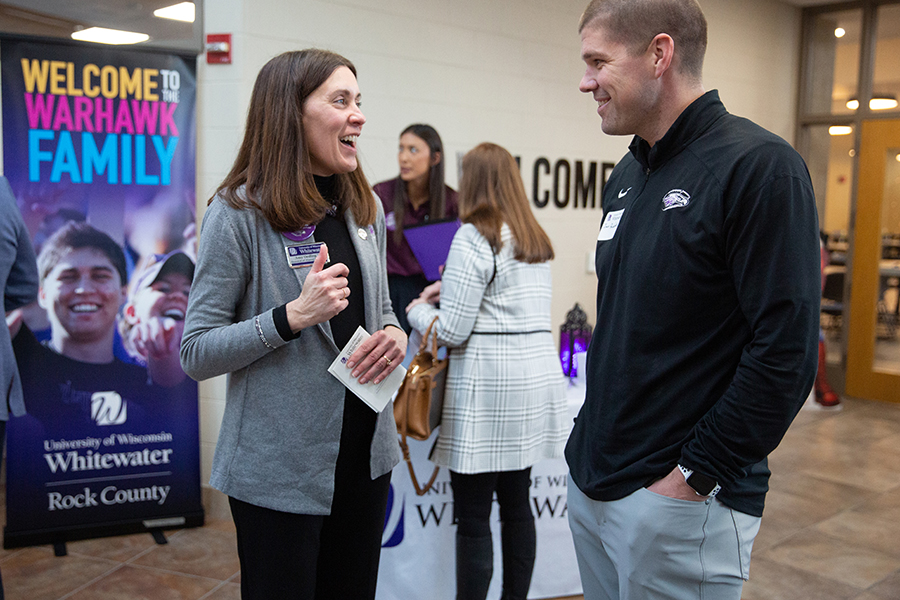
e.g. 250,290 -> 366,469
285,242 -> 327,268
598,209 -> 624,241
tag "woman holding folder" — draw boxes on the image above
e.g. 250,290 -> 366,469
181,49 -> 406,599
406,143 -> 568,600
374,124 -> 458,332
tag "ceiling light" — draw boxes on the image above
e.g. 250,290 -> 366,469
896,154 -> 900,162
870,97 -> 898,110
71,27 -> 149,45
846,95 -> 898,110
834,27 -> 846,38
829,126 -> 853,136
154,2 -> 195,23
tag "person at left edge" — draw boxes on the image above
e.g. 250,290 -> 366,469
0,175 -> 39,600
180,49 -> 407,600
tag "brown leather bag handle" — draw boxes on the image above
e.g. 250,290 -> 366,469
422,316 -> 439,358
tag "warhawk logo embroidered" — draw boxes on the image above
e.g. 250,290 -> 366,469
662,189 -> 691,211
618,187 -> 632,198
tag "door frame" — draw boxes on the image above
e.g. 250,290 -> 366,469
845,118 -> 900,402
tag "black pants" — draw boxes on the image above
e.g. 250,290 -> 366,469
229,393 -> 390,600
451,469 -> 536,600
450,468 -> 533,536
388,273 -> 430,334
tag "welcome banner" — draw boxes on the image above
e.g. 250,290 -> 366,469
1,38 -> 203,548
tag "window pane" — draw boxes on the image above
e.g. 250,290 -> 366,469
806,9 -> 862,115
805,124 -> 854,365
872,4 -> 900,116
875,147 -> 900,373
805,124 -> 855,250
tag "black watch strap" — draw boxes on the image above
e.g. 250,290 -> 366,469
678,464 -> 721,497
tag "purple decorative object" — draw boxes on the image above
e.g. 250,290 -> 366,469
559,303 -> 592,378
282,225 -> 316,242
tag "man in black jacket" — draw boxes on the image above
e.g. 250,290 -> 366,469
565,1 -> 821,599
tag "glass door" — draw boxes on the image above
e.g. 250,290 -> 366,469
846,118 -> 900,402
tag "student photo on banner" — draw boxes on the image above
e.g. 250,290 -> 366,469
120,250 -> 194,388
5,220 -> 201,539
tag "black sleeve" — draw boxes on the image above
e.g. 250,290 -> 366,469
682,171 -> 821,486
273,303 -> 301,342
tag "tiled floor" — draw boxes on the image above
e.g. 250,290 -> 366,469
2,395 -> 899,599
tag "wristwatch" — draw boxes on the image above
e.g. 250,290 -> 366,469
678,464 -> 721,497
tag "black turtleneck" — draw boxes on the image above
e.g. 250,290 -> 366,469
312,176 -> 377,467
273,176 -> 366,346
311,175 -> 365,349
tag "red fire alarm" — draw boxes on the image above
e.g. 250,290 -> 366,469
206,34 -> 232,64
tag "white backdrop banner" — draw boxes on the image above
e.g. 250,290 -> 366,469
377,376 -> 586,600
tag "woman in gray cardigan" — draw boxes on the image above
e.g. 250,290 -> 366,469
180,50 -> 406,600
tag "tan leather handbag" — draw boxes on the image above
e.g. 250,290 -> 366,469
394,316 -> 446,495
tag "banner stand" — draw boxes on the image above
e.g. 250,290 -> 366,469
3,509 -> 205,550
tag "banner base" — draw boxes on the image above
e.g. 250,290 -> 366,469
2,509 -> 205,550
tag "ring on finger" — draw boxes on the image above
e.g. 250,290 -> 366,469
383,355 -> 392,365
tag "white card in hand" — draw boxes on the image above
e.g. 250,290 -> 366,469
327,326 -> 407,412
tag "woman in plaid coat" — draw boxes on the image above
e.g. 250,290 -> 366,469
407,143 -> 568,600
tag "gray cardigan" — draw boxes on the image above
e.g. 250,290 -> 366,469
1,176 -> 39,422
181,194 -> 401,514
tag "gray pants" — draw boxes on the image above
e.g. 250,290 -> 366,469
567,474 -> 760,600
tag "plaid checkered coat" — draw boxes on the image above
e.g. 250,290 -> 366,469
407,223 -> 568,474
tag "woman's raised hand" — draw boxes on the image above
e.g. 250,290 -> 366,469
286,245 -> 350,332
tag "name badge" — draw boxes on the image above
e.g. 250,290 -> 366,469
285,242 -> 327,269
598,209 -> 624,241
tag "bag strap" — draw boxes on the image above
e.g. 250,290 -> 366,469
488,251 -> 497,286
399,436 -> 440,496
397,378 -> 440,496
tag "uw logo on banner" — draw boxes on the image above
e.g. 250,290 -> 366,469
382,484 -> 405,548
91,392 -> 127,426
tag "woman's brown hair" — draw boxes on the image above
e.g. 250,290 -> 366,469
459,143 -> 554,264
212,49 -> 376,229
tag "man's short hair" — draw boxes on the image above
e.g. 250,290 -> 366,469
37,221 -> 128,286
579,0 -> 708,80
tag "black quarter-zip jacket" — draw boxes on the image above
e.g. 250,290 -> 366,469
565,90 -> 821,517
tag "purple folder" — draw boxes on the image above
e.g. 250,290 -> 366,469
403,218 -> 461,281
